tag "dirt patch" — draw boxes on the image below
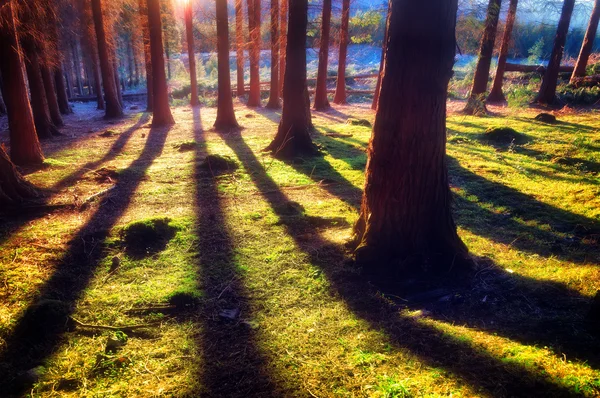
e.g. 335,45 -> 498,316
121,218 -> 178,259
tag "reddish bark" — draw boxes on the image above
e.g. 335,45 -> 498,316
535,0 -> 575,104
352,0 -> 468,276
147,0 -> 175,126
138,0 -> 153,111
372,1 -> 391,111
91,0 -> 123,118
54,66 -> 73,114
44,1 -> 72,114
265,0 -> 316,158
0,146 -> 39,205
313,0 -> 332,110
463,0 -> 502,114
570,0 -> 600,83
235,0 -> 246,96
488,0 -> 518,103
185,1 -> 200,106
279,0 -> 288,95
247,0 -> 261,106
266,0 -> 281,109
333,0 -> 350,104
40,60 -> 64,128
214,0 -> 239,130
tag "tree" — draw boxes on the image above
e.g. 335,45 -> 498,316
535,0 -> 575,105
247,0 -> 261,106
570,0 -> 600,83
77,0 -> 105,110
91,0 -> 124,118
138,0 -> 153,111
214,0 -> 239,129
147,0 -> 175,126
488,0 -> 518,103
372,1 -> 390,111
0,0 -> 44,166
235,0 -> 246,96
462,0 -> 502,115
333,0 -> 350,104
184,0 -> 200,106
45,1 -> 72,115
265,0 -> 317,158
313,0 -> 332,110
266,0 -> 281,108
0,75 -> 6,116
350,0 -> 468,276
279,0 -> 287,95
0,146 -> 39,206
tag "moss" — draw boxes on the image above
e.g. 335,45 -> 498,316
121,218 -> 178,259
534,113 -> 558,124
346,118 -> 372,127
479,127 -> 530,146
198,154 -> 239,173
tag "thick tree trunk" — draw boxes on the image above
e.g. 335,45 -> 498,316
333,0 -> 350,104
570,0 -> 600,83
279,0 -> 288,95
91,0 -> 123,118
352,0 -> 468,277
266,0 -> 281,108
247,0 -> 261,106
185,2 -> 200,106
138,0 -> 154,111
0,146 -> 39,206
488,0 -> 518,103
235,0 -> 246,96
463,0 -> 502,114
147,0 -> 175,126
0,1 -> 44,166
535,0 -> 575,105
372,0 -> 391,111
313,0 -> 332,110
265,0 -> 316,158
214,0 -> 239,129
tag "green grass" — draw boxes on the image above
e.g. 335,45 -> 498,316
0,101 -> 599,397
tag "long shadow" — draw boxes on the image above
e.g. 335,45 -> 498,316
0,122 -> 170,395
190,109 -> 278,397
217,130 -> 594,397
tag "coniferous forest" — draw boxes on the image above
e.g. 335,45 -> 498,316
0,0 -> 599,396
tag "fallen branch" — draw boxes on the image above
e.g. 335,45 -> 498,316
70,316 -> 162,332
80,186 -> 116,208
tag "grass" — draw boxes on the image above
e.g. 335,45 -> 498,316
0,99 -> 599,397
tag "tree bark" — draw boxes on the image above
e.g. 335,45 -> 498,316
91,0 -> 124,118
0,1 -> 44,166
40,61 -> 64,127
185,1 -> 200,106
488,0 -> 518,103
72,39 -> 85,96
0,146 -> 39,206
54,67 -> 73,114
313,0 -> 332,110
265,0 -> 316,158
247,0 -> 261,106
214,0 -> 239,129
266,0 -> 281,108
44,1 -> 73,114
127,38 -> 135,88
138,0 -> 154,111
463,0 -> 502,114
535,0 -> 575,105
570,0 -> 600,83
114,59 -> 124,107
0,75 -> 6,116
147,0 -> 175,126
76,0 -> 104,110
351,0 -> 468,277
132,39 -> 140,86
333,0 -> 350,104
165,39 -> 171,80
372,0 -> 391,111
235,0 -> 246,96
279,0 -> 288,95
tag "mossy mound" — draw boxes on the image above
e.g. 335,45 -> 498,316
480,127 -> 529,146
99,130 -> 119,137
173,141 -> 198,152
122,218 -> 178,259
19,300 -> 71,339
534,113 -> 558,124
198,154 -> 238,173
168,291 -> 202,310
347,118 -> 372,128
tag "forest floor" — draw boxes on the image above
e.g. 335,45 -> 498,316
0,99 -> 599,397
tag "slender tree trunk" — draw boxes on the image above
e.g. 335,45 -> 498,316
165,40 -> 171,80
185,2 -> 200,106
488,0 -> 518,103
113,59 -> 124,107
352,0 -> 468,277
64,49 -> 75,99
313,0 -> 332,110
247,0 -> 261,106
44,1 -> 72,114
463,0 -> 502,114
235,0 -> 246,96
0,83 -> 6,116
333,0 -> 350,104
147,0 -> 175,126
372,0 -> 390,111
127,38 -> 135,88
215,0 -> 239,129
570,0 -> 600,83
72,40 -> 85,96
76,0 -> 104,110
91,0 -> 123,117
0,1 -> 44,166
535,0 -> 575,104
92,62 -> 104,110
266,0 -> 281,108
265,0 -> 316,158
138,0 -> 154,111
54,67 -> 72,114
133,40 -> 140,86
279,0 -> 288,95
40,60 -> 64,127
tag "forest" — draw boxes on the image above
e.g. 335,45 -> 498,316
0,0 -> 599,396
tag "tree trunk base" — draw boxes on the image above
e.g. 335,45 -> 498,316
214,121 -> 240,131
264,131 -> 318,160
0,146 -> 39,206
265,99 -> 281,109
486,90 -> 506,103
462,96 -> 488,115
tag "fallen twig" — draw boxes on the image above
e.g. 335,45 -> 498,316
70,316 -> 162,332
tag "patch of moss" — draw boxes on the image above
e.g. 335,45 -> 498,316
198,154 -> 238,173
121,218 -> 178,259
347,118 -> 372,127
479,127 -> 530,146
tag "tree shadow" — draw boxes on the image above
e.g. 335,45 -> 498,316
215,130 -> 596,396
190,108 -> 279,397
0,122 -> 170,395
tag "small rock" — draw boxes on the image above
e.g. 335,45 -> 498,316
141,133 -> 146,138
534,113 -> 558,124
219,308 -> 240,320
110,256 -> 121,272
